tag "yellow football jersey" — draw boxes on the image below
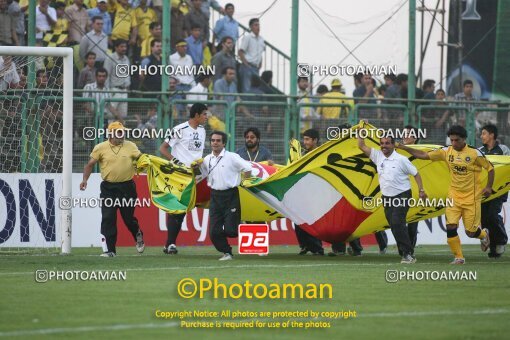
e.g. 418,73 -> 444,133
428,145 -> 494,203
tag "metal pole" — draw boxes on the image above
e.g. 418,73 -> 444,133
457,0 -> 463,91
440,0 -> 445,89
61,48 -> 74,254
419,0 -> 424,86
408,0 -> 416,124
290,0 -> 299,137
160,0 -> 171,150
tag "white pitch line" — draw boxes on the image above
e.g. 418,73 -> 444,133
0,322 -> 179,337
1,309 -> 508,337
1,260 -> 508,277
363,308 -> 509,318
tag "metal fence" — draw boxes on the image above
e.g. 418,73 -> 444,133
3,92 -> 510,174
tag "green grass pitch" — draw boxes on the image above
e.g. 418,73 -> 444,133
1,245 -> 509,339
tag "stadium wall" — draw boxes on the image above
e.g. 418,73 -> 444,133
0,174 -> 508,247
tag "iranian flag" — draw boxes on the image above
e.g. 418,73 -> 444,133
246,172 -> 370,243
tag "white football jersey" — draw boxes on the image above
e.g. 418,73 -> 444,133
165,121 -> 206,166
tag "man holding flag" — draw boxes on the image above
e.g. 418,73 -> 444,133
158,103 -> 208,255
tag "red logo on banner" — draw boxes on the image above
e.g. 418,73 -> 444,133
238,224 -> 269,254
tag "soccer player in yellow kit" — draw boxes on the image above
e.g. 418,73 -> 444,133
397,125 -> 494,264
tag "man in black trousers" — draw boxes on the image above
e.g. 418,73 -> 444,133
479,124 -> 509,258
80,121 -> 145,257
358,130 -> 427,263
194,131 -> 253,260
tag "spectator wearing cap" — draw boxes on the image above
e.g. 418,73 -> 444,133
317,79 -> 354,119
213,3 -> 238,45
65,0 -> 90,45
88,0 -> 112,37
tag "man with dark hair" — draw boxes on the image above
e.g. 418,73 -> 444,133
193,130 -> 253,260
398,125 -> 494,264
293,129 -> 325,255
185,24 -> 204,65
239,18 -> 265,93
211,36 -> 236,83
87,0 -> 112,38
359,131 -> 426,263
83,68 -> 121,124
159,103 -> 208,255
479,124 -> 509,258
422,79 -> 436,100
79,16 -> 107,64
213,66 -> 237,105
454,79 -> 479,114
140,39 -> 163,93
141,22 -> 162,58
186,73 -> 211,105
213,3 -> 238,45
185,0 -> 209,42
103,39 -> 130,120
236,127 -> 273,163
353,73 -> 376,104
80,121 -> 145,257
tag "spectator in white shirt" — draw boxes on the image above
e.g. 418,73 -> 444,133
186,74 -> 211,107
238,18 -> 265,93
35,0 -> 56,43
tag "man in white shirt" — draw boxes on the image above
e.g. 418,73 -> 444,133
158,103 -> 208,255
194,130 -> 253,261
169,40 -> 195,89
186,74 -> 211,108
358,130 -> 427,264
35,0 -> 56,43
169,39 -> 195,116
238,18 -> 265,93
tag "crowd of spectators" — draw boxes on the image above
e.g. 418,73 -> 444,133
1,0 -> 507,154
1,0 -> 279,121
